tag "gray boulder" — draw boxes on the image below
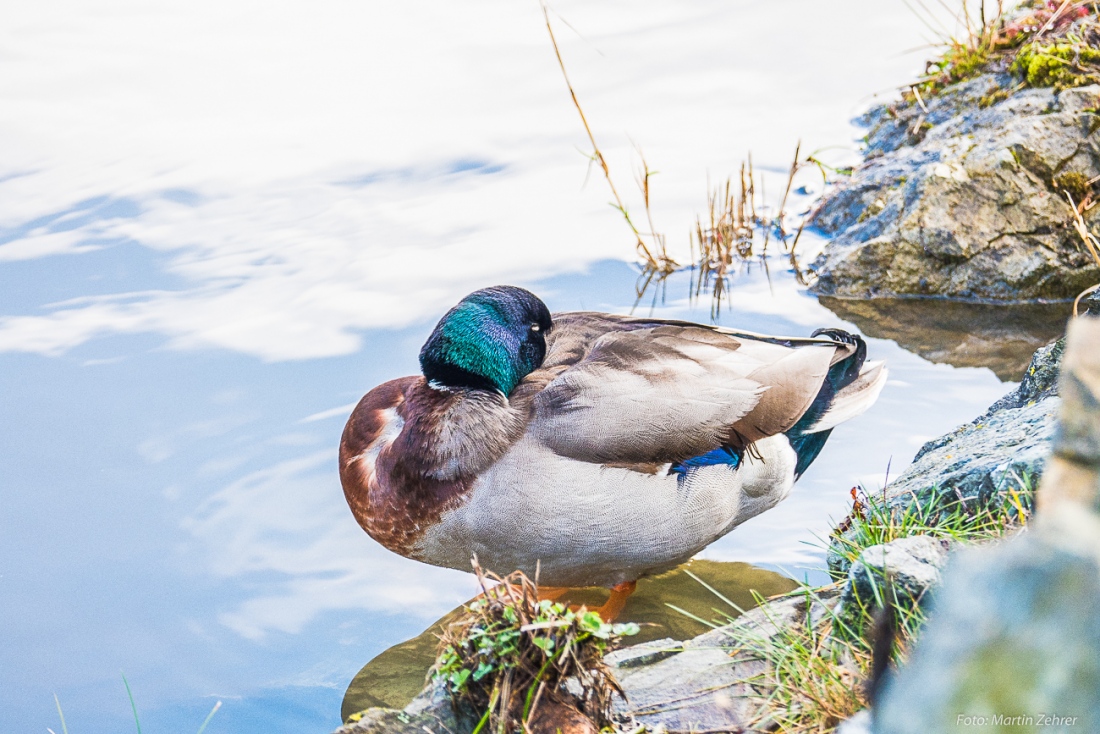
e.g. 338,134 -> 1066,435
808,74 -> 1100,301
875,511 -> 1100,733
836,536 -> 950,634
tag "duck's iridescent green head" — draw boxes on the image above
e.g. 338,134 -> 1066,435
419,286 -> 553,395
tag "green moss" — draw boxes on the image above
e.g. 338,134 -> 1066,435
1013,42 -> 1100,89
1054,171 -> 1094,202
918,43 -> 992,96
979,88 -> 1011,108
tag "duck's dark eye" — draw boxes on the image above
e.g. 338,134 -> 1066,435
530,323 -> 541,333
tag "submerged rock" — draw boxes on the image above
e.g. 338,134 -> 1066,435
808,74 -> 1100,301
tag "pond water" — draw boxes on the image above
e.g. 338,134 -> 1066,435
0,2 -> 1069,733
4,255 -> 1064,734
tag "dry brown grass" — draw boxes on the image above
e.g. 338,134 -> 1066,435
540,1 -> 677,301
539,4 -> 821,317
1065,189 -> 1100,268
689,144 -> 820,315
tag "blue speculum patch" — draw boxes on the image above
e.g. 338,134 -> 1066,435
670,445 -> 744,475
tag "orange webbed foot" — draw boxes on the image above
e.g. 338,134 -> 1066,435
593,580 -> 636,621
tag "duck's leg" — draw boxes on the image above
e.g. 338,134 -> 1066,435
536,586 -> 570,603
536,583 -> 636,620
594,581 -> 636,622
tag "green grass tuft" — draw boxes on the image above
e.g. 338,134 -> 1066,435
432,565 -> 637,733
830,475 -> 1033,574
674,469 -> 1036,732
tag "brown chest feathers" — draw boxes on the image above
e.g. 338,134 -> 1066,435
339,376 -> 528,555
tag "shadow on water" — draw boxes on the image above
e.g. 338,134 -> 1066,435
817,297 -> 1071,382
340,559 -> 797,719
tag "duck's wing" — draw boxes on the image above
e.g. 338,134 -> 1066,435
527,313 -> 848,465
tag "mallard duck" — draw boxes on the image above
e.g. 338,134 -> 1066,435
340,286 -> 886,618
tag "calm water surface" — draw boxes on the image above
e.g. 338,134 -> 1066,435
5,256 -> 1061,732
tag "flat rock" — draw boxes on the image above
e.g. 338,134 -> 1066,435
610,591 -> 839,733
808,74 -> 1100,301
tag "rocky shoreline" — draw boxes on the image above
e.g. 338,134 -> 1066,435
807,75 -> 1100,301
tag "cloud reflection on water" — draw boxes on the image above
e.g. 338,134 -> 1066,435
0,1 -> 959,362
182,450 -> 478,641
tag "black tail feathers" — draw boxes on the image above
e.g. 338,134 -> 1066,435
786,328 -> 869,478
811,327 -> 868,392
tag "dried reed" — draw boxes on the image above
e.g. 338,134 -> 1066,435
540,4 -> 822,317
540,1 -> 677,298
689,144 -> 819,315
1065,191 -> 1100,257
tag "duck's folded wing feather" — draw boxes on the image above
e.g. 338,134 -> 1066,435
530,323 -> 837,464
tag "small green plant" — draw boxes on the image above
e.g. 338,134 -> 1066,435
433,566 -> 637,733
978,87 -> 1012,107
1054,170 -> 1095,203
920,42 -> 992,96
